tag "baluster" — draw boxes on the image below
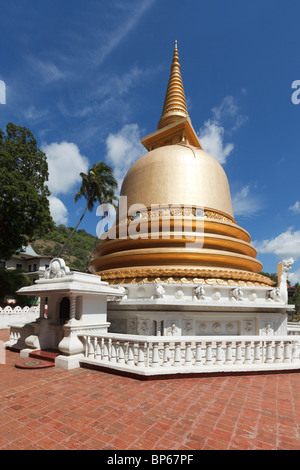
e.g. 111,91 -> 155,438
292,340 -> 300,363
88,338 -> 95,358
93,337 -> 98,356
173,342 -> 181,366
110,340 -> 117,363
95,338 -> 102,359
127,342 -> 135,365
163,342 -> 170,367
194,342 -> 202,366
151,343 -> 159,367
244,341 -> 252,364
102,339 -> 109,361
215,342 -> 223,365
137,342 -> 145,367
253,341 -> 262,364
225,341 -> 233,365
205,342 -> 213,365
234,341 -> 243,364
265,340 -> 273,363
83,336 -> 88,356
118,341 -> 126,364
283,341 -> 292,363
145,342 -> 150,367
274,341 -> 282,363
184,342 -> 193,366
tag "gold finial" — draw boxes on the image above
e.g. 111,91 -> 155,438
157,41 -> 189,130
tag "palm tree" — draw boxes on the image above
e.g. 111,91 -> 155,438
56,162 -> 118,259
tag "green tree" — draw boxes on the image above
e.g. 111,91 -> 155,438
260,272 -> 278,284
0,267 -> 32,306
291,285 -> 300,315
0,122 -> 54,260
56,162 -> 118,258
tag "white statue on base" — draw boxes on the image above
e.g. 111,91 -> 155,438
193,285 -> 205,300
44,258 -> 70,279
154,284 -> 165,299
267,287 -> 281,302
277,258 -> 294,304
230,288 -> 243,301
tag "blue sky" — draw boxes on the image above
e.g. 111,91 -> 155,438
1,0 -> 300,282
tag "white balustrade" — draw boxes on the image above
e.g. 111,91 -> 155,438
78,333 -> 300,377
6,324 -> 34,349
287,323 -> 300,335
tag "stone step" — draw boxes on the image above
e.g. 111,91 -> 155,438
15,349 -> 60,369
29,349 -> 59,363
15,358 -> 55,369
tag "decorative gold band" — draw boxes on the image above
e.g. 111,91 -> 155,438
118,206 -> 235,225
96,266 -> 274,287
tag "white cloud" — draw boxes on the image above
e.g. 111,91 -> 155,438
42,141 -> 89,196
28,57 -> 65,84
64,66 -> 150,120
289,201 -> 300,214
23,105 -> 48,121
288,269 -> 300,285
105,123 -> 144,190
101,66 -> 145,97
254,227 -> 300,260
198,95 -> 247,165
48,196 -> 68,225
211,95 -> 239,122
92,0 -> 155,67
198,119 -> 234,164
231,183 -> 263,218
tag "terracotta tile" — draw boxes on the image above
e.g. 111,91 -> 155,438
3,332 -> 300,451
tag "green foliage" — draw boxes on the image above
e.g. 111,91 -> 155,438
74,161 -> 118,210
261,272 -> 278,284
291,287 -> 300,313
0,267 -> 32,306
31,224 -> 98,271
0,123 -> 54,260
57,161 -> 118,258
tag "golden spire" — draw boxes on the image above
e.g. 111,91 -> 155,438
157,40 -> 189,130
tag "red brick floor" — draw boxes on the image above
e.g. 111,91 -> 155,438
1,329 -> 300,450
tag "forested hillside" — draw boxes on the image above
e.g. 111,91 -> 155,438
31,225 -> 97,271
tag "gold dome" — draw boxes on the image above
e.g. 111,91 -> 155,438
120,144 -> 234,218
90,42 -> 273,287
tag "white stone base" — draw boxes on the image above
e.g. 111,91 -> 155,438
19,348 -> 39,359
107,282 -> 293,337
55,353 -> 84,370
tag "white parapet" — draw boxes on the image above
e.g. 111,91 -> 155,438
0,305 -> 39,329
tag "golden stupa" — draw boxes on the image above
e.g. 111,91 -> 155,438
90,42 -> 273,288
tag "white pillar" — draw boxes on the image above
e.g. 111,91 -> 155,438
39,297 -> 45,319
69,295 -> 77,321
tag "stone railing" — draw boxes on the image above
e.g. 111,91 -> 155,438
287,322 -> 300,335
0,305 -> 39,329
79,332 -> 300,378
5,323 -> 35,350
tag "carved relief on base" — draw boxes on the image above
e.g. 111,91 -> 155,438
196,320 -> 239,336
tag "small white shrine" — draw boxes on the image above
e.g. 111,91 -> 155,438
8,258 -> 124,370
